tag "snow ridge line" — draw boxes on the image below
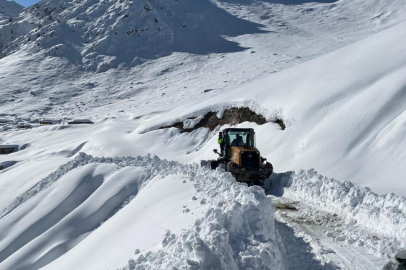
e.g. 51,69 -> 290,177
0,152 -> 195,220
282,169 -> 406,245
1,152 -> 286,270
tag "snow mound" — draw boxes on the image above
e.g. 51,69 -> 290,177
0,153 -> 285,270
120,167 -> 285,270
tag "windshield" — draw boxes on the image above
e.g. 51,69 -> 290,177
225,130 -> 255,148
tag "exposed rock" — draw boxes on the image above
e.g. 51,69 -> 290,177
160,107 -> 285,132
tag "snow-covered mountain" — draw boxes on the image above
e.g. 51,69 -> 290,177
0,0 -> 266,71
0,0 -> 23,51
0,0 -> 22,19
0,0 -> 405,117
139,20 -> 406,195
1,0 -> 406,269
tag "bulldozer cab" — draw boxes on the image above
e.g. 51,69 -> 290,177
223,128 -> 255,150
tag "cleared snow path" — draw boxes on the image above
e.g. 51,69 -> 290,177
273,197 -> 388,270
274,218 -> 337,270
266,169 -> 406,269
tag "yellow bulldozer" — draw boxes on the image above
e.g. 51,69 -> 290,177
210,128 -> 273,186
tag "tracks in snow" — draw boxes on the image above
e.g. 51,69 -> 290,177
272,197 -> 388,270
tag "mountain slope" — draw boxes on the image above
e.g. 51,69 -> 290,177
1,1 -> 406,269
0,0 -> 265,71
0,0 -> 23,51
0,0 -> 406,194
139,20 -> 406,195
0,0 -> 22,20
0,0 -> 405,119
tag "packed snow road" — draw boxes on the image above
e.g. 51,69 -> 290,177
266,170 -> 406,270
273,197 -> 388,270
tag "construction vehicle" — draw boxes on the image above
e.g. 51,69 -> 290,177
209,128 -> 273,186
383,250 -> 406,270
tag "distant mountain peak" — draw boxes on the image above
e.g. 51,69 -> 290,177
0,0 -> 23,18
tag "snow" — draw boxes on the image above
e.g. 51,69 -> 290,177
268,169 -> 406,260
0,163 -> 119,270
283,170 -> 406,243
0,0 -> 22,21
274,200 -> 389,270
0,0 -> 406,269
138,20 -> 406,195
0,118 -> 13,123
16,122 -> 32,128
274,218 -> 338,270
42,173 -> 206,270
0,153 -> 285,270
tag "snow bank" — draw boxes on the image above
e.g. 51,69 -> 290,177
272,169 -> 406,249
0,153 -> 286,270
119,167 -> 286,270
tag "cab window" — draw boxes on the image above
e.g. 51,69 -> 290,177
225,131 -> 255,147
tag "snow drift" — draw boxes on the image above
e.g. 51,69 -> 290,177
118,167 -> 286,270
0,153 -> 286,270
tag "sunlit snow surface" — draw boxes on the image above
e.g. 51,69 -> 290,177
0,154 -> 285,270
1,0 -> 406,269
